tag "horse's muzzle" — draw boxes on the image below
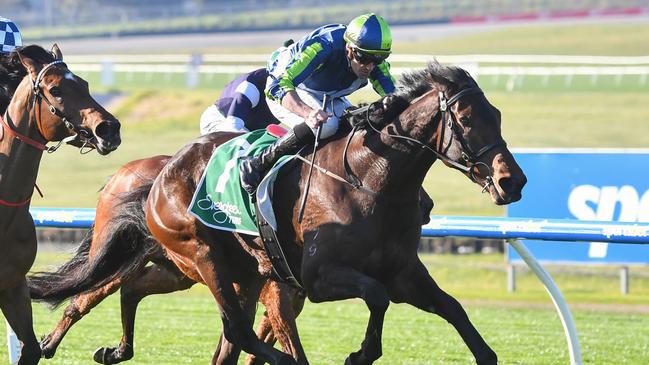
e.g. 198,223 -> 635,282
94,119 -> 122,154
494,174 -> 527,204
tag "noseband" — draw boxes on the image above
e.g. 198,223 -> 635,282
29,60 -> 97,153
301,87 -> 506,198
354,86 -> 506,193
437,87 -> 506,190
0,60 -> 93,207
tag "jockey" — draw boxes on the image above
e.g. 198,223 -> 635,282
0,17 -> 22,54
199,68 -> 279,135
239,13 -> 396,194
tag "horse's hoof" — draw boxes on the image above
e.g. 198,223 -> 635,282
277,353 -> 299,365
41,345 -> 56,359
344,351 -> 373,365
39,334 -> 56,359
476,351 -> 498,365
93,346 -> 132,365
94,347 -> 112,364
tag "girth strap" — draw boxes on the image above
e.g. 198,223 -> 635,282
255,199 -> 305,291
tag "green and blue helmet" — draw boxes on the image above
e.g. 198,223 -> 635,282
344,13 -> 392,55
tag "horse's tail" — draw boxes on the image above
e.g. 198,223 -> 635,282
28,183 -> 157,309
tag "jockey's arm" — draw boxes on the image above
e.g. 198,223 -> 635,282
280,90 -> 329,129
267,40 -> 333,129
369,61 -> 396,96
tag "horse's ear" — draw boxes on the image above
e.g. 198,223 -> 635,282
51,43 -> 63,60
17,51 -> 40,80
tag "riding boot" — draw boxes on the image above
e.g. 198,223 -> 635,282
239,122 -> 315,195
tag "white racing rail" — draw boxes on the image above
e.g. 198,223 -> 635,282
11,209 -> 649,364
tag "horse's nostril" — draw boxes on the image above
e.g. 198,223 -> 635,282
498,177 -> 517,194
95,120 -> 121,142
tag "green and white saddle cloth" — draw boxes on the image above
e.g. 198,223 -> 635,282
188,129 -> 293,235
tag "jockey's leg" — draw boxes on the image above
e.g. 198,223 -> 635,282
239,122 -> 314,194
239,88 -> 348,195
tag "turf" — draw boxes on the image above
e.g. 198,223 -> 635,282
1,253 -> 647,364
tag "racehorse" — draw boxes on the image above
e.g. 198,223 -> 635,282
28,148 -> 432,365
0,44 -> 121,365
142,62 -> 526,364
29,153 -> 307,365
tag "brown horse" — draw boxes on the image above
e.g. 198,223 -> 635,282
29,153 -> 307,365
142,62 -> 526,364
28,149 -> 432,363
0,44 -> 121,365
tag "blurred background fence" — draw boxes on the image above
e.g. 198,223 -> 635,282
5,0 -> 649,39
62,53 -> 649,92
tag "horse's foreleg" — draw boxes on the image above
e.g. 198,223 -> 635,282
388,260 -> 497,365
0,278 -> 41,365
93,263 -> 195,364
41,277 -> 124,359
305,265 -> 389,365
194,246 -> 298,365
212,279 -> 263,365
212,332 -> 240,365
246,281 -> 308,365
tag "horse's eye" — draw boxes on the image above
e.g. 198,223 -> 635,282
49,87 -> 62,97
459,116 -> 471,126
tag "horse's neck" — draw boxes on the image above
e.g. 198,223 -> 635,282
346,129 -> 432,197
0,92 -> 44,202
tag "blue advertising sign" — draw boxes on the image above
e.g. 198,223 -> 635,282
507,149 -> 649,264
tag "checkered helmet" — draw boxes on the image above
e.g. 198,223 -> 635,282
1,17 -> 22,54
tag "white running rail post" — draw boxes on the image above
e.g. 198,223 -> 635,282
6,320 -> 21,364
507,239 -> 583,365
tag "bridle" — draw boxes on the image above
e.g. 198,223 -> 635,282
294,86 -> 507,202
434,87 -> 506,190
1,59 -> 96,154
349,86 -> 506,193
31,59 -> 98,153
0,59 -> 95,207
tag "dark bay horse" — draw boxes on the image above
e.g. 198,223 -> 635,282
29,153 -> 306,365
0,44 -> 121,365
143,62 -> 526,364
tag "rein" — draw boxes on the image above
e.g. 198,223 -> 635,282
294,154 -> 378,197
293,86 -> 505,198
362,87 -> 505,193
1,111 -> 47,151
0,60 -> 80,208
0,113 -> 42,207
31,60 -> 97,154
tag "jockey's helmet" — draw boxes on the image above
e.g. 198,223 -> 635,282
0,17 -> 22,54
344,13 -> 392,56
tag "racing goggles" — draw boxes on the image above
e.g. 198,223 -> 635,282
352,48 -> 388,65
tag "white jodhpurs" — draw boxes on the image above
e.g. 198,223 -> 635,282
199,105 -> 248,135
266,88 -> 351,139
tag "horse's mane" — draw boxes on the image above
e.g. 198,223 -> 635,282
0,45 -> 56,114
394,61 -> 476,103
352,61 -> 477,128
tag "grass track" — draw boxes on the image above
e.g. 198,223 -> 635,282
2,253 -> 648,364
